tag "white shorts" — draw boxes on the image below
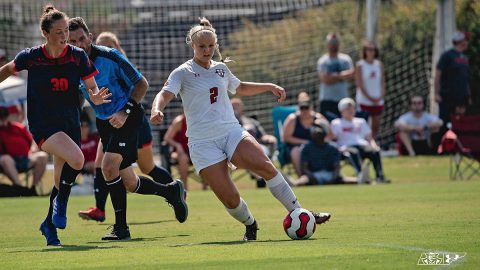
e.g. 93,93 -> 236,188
188,126 -> 250,174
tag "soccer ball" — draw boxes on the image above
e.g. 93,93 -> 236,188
283,208 -> 316,240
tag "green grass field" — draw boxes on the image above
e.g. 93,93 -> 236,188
0,156 -> 479,269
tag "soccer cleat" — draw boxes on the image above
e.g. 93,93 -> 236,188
310,211 -> 331,225
39,219 -> 61,246
243,220 -> 259,241
376,177 -> 391,184
165,180 -> 188,223
78,207 -> 106,222
101,225 -> 131,240
52,196 -> 68,229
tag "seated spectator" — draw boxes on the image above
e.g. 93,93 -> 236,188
0,106 -> 48,190
164,113 -> 200,190
231,98 -> 276,187
331,98 -> 389,183
395,95 -> 443,156
283,92 -> 327,176
79,112 -> 99,175
293,121 -> 342,186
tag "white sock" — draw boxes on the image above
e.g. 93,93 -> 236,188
225,198 -> 255,226
266,170 -> 301,211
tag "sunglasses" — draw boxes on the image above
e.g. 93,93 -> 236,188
299,106 -> 310,110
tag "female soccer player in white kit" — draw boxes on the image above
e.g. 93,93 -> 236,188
151,18 -> 331,241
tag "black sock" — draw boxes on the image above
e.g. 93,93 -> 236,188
134,176 -> 170,198
148,166 -> 174,184
106,176 -> 127,227
46,186 -> 58,226
94,168 -> 109,211
57,163 -> 81,202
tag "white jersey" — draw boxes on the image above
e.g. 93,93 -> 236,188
331,117 -> 371,147
163,59 -> 241,142
355,59 -> 383,106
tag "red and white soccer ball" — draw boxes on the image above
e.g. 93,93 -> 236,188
283,208 -> 316,240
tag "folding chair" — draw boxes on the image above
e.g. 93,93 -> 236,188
271,105 -> 297,170
438,114 -> 480,180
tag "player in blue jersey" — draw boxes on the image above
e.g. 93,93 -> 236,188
77,32 -> 177,224
0,5 -> 111,246
68,17 -> 187,240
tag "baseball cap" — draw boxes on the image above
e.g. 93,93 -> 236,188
338,97 -> 355,112
452,31 -> 471,42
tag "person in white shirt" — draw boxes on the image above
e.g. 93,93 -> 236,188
355,41 -> 385,138
395,95 -> 443,156
331,98 -> 388,183
150,17 -> 331,241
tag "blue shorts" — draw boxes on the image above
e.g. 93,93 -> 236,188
13,156 -> 31,172
137,115 -> 153,149
30,117 -> 81,148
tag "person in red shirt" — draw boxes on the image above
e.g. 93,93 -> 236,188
0,106 -> 48,187
163,114 -> 196,189
79,112 -> 99,175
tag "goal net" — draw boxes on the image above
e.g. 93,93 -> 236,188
0,0 -> 435,150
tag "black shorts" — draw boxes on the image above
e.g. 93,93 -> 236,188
96,106 -> 144,170
30,117 -> 81,148
137,115 -> 153,149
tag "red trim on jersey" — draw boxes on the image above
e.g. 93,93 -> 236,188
140,140 -> 153,149
38,138 -> 46,149
41,44 -> 68,59
82,70 -> 99,81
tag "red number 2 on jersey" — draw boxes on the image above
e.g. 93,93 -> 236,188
210,87 -> 218,104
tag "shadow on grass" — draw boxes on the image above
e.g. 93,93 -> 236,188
8,245 -> 120,253
96,220 -> 175,226
87,234 -> 189,244
168,239 -> 294,247
42,245 -> 121,252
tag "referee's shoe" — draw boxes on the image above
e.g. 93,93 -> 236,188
165,180 -> 188,223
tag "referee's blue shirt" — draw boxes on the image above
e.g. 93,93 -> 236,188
81,45 -> 142,120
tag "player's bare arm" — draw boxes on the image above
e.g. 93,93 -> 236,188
84,76 -> 112,105
0,61 -> 15,84
150,90 -> 175,125
236,82 -> 286,103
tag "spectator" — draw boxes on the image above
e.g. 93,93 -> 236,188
283,92 -> 327,176
355,41 -> 385,138
231,97 -> 276,187
331,98 -> 389,183
79,112 -> 99,175
395,95 -> 443,156
317,33 -> 355,121
163,113 -> 201,190
0,106 -> 48,189
293,121 -> 341,186
434,31 -> 471,126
